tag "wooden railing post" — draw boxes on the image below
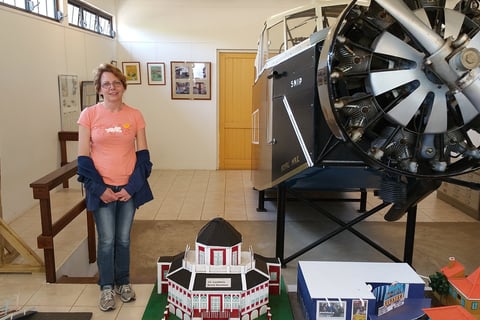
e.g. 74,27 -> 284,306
58,131 -> 79,188
87,211 -> 96,264
37,196 -> 56,283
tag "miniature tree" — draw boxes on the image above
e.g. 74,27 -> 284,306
429,272 -> 450,304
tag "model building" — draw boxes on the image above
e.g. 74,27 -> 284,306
297,261 -> 430,320
430,257 -> 480,319
157,218 -> 281,320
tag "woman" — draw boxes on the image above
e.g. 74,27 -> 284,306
77,63 -> 153,311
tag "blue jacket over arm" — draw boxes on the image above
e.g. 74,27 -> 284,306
77,150 -> 154,211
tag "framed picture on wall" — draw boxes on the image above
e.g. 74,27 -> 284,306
122,61 -> 141,85
147,62 -> 166,85
171,61 -> 211,100
58,75 -> 81,131
80,81 -> 98,110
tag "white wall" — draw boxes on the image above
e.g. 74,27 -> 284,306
0,0 -> 308,222
0,3 -> 116,222
114,0 -> 309,169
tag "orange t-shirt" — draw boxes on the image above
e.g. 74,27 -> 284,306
77,103 -> 146,186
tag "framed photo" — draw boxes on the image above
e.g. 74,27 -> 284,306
122,61 -> 141,85
147,62 -> 166,85
58,75 -> 81,131
80,81 -> 98,110
171,61 -> 211,100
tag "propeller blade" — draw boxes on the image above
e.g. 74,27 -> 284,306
444,9 -> 464,40
387,86 -> 428,127
413,8 -> 431,30
425,87 -> 448,133
372,31 -> 424,62
369,68 -> 422,96
454,92 -> 480,123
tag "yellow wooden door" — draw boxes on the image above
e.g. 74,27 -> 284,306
219,52 -> 256,169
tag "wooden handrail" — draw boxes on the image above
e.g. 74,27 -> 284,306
30,132 -> 96,283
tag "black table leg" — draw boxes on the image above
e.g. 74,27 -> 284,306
275,184 -> 287,265
403,205 -> 418,265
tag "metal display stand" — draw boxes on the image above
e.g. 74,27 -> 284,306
269,184 -> 418,267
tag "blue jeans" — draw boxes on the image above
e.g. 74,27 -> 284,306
93,186 -> 135,289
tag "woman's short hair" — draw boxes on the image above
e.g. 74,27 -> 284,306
93,63 -> 127,93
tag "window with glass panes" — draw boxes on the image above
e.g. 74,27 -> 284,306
67,0 -> 113,37
0,0 -> 59,20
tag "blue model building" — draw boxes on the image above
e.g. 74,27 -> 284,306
297,261 -> 431,320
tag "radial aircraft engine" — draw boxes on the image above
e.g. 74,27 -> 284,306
251,0 -> 480,220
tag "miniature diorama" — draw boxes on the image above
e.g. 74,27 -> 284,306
157,218 -> 281,320
428,257 -> 480,319
297,261 -> 430,320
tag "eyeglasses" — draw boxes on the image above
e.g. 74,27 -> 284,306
101,81 -> 123,89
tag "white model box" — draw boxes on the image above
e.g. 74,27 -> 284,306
297,261 -> 430,320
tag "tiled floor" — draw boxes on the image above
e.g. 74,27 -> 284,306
0,170 -> 476,319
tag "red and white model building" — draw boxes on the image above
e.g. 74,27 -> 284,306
157,218 -> 282,320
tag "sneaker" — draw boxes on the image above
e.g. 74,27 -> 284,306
99,287 -> 116,311
115,284 -> 136,302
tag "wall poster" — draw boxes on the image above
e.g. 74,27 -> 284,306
317,300 -> 346,320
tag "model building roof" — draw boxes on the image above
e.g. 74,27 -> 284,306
166,253 -> 184,274
158,255 -> 177,263
299,261 -> 424,299
254,253 -> 280,265
246,269 -> 269,288
168,268 -> 192,288
253,257 -> 268,275
449,267 -> 480,299
441,258 -> 465,278
423,305 -> 476,320
196,217 -> 242,246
